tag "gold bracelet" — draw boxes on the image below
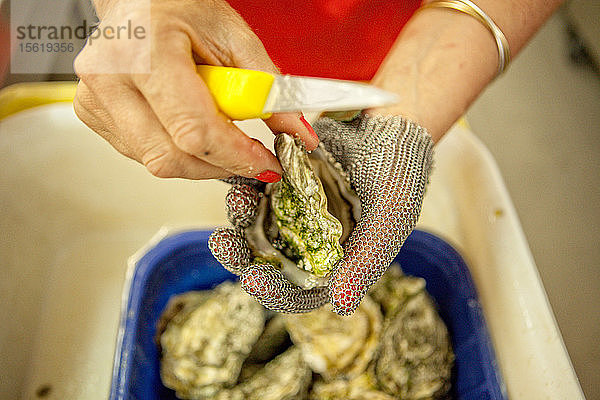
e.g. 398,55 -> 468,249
419,0 -> 511,76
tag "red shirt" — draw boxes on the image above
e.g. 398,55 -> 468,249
0,10 -> 9,84
227,0 -> 420,80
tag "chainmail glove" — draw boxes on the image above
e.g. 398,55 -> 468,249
209,176 -> 330,313
209,114 -> 433,315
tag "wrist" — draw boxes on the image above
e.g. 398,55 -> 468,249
371,7 -> 498,142
372,0 -> 563,142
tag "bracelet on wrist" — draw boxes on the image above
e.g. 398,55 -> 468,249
418,0 -> 511,77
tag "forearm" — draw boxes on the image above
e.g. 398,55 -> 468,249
372,0 -> 564,142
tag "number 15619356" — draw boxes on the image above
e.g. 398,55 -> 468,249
19,42 -> 75,53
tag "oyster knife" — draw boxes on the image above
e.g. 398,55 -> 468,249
197,65 -> 398,120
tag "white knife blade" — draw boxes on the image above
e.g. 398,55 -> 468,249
262,75 -> 399,114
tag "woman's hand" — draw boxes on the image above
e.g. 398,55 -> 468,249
73,0 -> 318,181
209,114 -> 433,316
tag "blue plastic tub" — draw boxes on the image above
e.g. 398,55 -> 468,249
110,229 -> 506,400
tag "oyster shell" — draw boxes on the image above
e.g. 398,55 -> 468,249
369,263 -> 427,317
245,133 -> 361,288
240,314 -> 292,381
159,282 -> 265,400
238,346 -> 312,400
310,373 -> 396,400
371,266 -> 454,399
245,314 -> 290,364
158,267 -> 454,400
212,347 -> 312,400
156,290 -> 212,343
283,295 -> 382,380
213,346 -> 312,400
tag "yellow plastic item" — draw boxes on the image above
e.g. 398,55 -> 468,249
196,65 -> 274,120
0,82 -> 77,120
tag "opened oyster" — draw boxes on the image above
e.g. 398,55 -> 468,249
245,133 -> 361,288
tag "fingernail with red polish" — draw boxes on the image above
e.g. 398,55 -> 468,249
255,170 -> 281,183
300,114 -> 319,143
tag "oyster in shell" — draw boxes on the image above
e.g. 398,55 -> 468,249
369,263 -> 428,317
234,346 -> 312,400
310,373 -> 396,400
157,267 -> 454,400
244,314 -> 290,364
283,295 -> 382,380
211,347 -> 311,400
159,282 -> 265,400
371,266 -> 454,399
239,314 -> 292,382
245,133 -> 361,288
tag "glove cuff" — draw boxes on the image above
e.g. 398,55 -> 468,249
314,113 -> 434,190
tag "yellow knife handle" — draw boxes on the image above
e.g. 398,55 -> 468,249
196,65 -> 274,120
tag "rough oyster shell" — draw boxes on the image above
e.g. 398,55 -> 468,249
245,133 -> 361,288
369,263 -> 428,317
371,266 -> 454,399
244,314 -> 290,365
159,282 -> 265,400
157,267 -> 454,400
309,373 -> 396,400
283,295 -> 382,380
232,347 -> 312,400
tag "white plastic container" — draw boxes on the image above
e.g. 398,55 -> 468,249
0,103 -> 584,399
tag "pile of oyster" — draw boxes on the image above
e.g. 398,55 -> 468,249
244,133 -> 361,289
157,265 -> 454,400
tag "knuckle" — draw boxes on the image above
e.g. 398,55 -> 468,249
130,68 -> 152,90
130,33 -> 185,88
236,29 -> 262,50
73,44 -> 107,83
142,147 -> 181,178
169,115 -> 214,155
231,32 -> 274,71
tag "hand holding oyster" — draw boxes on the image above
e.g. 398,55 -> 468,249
210,129 -> 361,312
210,114 -> 433,315
245,132 -> 361,284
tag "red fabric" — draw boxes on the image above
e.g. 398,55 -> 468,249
227,0 -> 420,80
0,10 -> 10,85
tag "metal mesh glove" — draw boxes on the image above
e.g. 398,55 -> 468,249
209,114 -> 433,315
209,178 -> 330,313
